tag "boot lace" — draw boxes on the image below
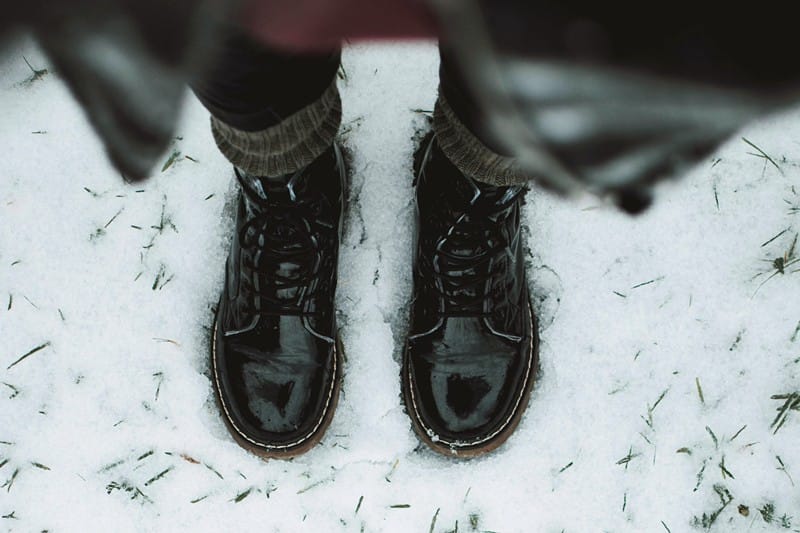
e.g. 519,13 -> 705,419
237,172 -> 331,316
422,187 -> 523,317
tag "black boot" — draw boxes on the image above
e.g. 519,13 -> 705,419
212,144 -> 346,458
403,134 -> 539,457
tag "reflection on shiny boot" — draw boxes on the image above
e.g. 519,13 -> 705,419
212,145 -> 346,458
403,134 -> 539,457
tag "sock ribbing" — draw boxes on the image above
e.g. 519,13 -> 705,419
432,90 -> 530,187
211,79 -> 341,177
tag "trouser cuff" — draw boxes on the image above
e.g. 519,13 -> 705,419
433,90 -> 530,187
210,79 -> 341,177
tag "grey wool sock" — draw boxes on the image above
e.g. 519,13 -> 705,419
210,78 -> 341,178
432,90 -> 531,187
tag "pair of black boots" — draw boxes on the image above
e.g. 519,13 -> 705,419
211,135 -> 539,458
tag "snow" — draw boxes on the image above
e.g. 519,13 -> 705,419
2,37 -> 800,532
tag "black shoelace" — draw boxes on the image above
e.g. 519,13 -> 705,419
423,190 -> 522,317
237,174 -> 330,317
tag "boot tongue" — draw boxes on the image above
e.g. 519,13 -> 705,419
237,169 -> 293,203
473,183 -> 524,210
445,173 -> 522,214
256,175 -> 292,201
241,174 -> 295,221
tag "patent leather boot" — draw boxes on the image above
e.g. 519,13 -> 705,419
403,134 -> 539,457
212,145 -> 345,458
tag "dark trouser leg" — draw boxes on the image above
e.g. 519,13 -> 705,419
434,45 -> 530,187
191,28 -> 342,177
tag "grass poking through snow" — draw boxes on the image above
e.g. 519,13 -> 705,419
770,392 -> 800,434
6,342 -> 51,371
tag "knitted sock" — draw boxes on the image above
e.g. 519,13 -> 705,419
210,78 -> 341,179
432,90 -> 530,187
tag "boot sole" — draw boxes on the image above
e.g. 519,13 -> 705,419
402,299 -> 540,458
211,314 -> 344,460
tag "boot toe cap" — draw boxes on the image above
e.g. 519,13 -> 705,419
213,319 -> 338,452
404,317 -> 536,452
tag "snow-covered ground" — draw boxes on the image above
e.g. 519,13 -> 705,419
2,39 -> 800,532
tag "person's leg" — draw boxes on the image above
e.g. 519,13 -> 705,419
402,45 -> 537,457
192,28 -> 342,177
434,46 -> 529,186
195,29 -> 346,459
